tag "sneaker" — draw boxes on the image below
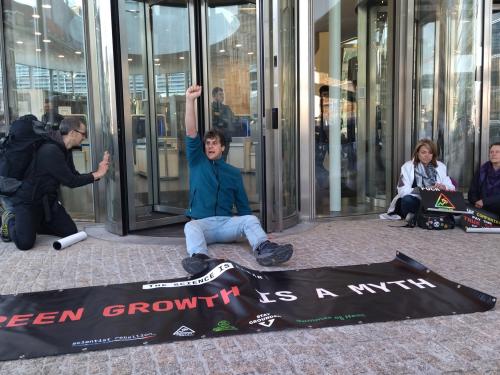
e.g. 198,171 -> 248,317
1,209 -> 13,242
181,253 -> 210,275
255,240 -> 293,266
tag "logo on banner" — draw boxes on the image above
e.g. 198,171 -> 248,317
435,193 -> 455,209
249,313 -> 281,328
173,326 -> 195,337
212,320 -> 238,332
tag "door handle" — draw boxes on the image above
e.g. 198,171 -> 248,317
272,108 -> 278,129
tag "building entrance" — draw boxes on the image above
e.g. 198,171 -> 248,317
115,0 -> 298,233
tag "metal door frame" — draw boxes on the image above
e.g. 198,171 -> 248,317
263,0 -> 299,232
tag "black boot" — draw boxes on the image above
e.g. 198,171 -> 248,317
255,241 -> 293,266
181,253 -> 210,275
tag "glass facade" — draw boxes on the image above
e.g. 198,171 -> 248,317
414,0 -> 482,191
0,0 -> 497,230
2,0 -> 93,219
490,6 -> 500,145
206,2 -> 260,211
313,0 -> 393,216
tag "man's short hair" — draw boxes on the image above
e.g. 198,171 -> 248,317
319,85 -> 329,96
489,142 -> 500,150
59,117 -> 84,135
212,87 -> 223,97
204,128 -> 226,147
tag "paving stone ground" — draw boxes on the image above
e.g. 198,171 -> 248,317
0,219 -> 498,375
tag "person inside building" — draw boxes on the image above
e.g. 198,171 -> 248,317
468,142 -> 500,215
386,138 -> 455,223
181,84 -> 293,275
0,117 -> 110,250
315,85 -> 330,191
211,86 -> 234,161
41,98 -> 65,129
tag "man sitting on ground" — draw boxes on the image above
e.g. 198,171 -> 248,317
181,85 -> 293,275
1,117 -> 109,250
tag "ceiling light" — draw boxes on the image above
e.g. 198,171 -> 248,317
16,41 -> 24,44
58,55 -> 64,58
179,56 -> 185,60
219,49 -> 225,53
42,39 -> 51,43
127,58 -> 133,61
42,4 -> 52,8
75,51 -> 82,55
235,43 -> 242,47
35,48 -> 41,52
154,58 -> 160,62
34,31 -> 42,36
247,51 -> 254,55
32,14 -> 40,18
154,63 -> 161,66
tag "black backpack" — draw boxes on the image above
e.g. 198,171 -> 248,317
416,205 -> 455,230
0,115 -> 51,196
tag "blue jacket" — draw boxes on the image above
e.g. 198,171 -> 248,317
186,135 -> 251,219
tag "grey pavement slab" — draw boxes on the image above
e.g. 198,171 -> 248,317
0,219 -> 498,374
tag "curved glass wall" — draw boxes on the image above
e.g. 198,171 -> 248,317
2,0 -> 93,219
414,0 -> 483,191
206,2 -> 260,211
490,7 -> 500,145
313,0 -> 393,216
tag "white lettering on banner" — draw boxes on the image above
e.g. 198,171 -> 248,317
142,263 -> 234,289
348,284 -> 377,295
407,279 -> 437,289
249,313 -> 282,326
349,279 -> 437,295
256,290 -> 276,303
256,290 -> 298,303
275,291 -> 298,301
387,280 -> 411,290
316,288 -> 339,299
367,283 -> 391,293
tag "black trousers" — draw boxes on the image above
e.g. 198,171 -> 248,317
9,200 -> 77,251
483,200 -> 500,215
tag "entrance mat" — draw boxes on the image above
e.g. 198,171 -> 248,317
0,252 -> 495,361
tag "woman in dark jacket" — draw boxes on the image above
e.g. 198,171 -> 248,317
468,142 -> 500,215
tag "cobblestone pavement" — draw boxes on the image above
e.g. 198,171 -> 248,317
0,219 -> 498,375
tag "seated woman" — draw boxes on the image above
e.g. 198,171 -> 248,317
468,142 -> 500,215
387,139 -> 455,222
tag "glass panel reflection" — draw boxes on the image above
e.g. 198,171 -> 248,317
280,0 -> 297,218
0,42 -> 5,137
206,2 -> 260,211
124,1 -> 152,208
489,10 -> 500,145
151,2 -> 191,209
2,0 -> 93,219
414,0 -> 481,191
313,0 -> 393,216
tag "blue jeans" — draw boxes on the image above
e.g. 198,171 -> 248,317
401,195 -> 420,217
184,215 -> 268,256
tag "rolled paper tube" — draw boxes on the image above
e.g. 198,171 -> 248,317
53,231 -> 88,250
465,227 -> 500,233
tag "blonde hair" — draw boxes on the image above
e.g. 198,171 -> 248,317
412,139 -> 438,167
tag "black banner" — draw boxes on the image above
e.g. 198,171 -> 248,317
0,252 -> 495,361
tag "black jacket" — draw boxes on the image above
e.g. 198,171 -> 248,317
13,132 -> 94,205
468,161 -> 500,209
